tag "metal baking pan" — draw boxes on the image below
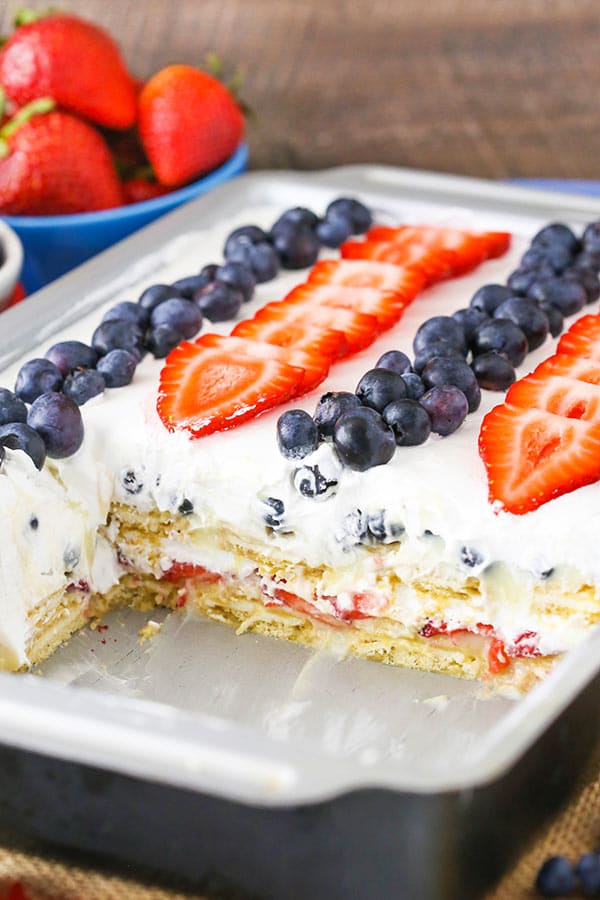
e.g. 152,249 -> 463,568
2,166 -> 600,899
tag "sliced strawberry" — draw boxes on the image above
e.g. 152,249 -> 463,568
534,353 -> 600,386
558,314 -> 600,360
284,283 -> 409,330
364,224 -> 509,273
482,231 -> 512,258
309,258 -> 426,294
340,239 -> 456,282
231,317 -> 347,359
266,587 -> 342,628
506,372 -> 600,421
157,338 -> 304,437
162,562 -> 221,583
488,638 -> 510,674
255,300 -> 379,355
197,333 -> 329,393
328,591 -> 390,621
479,403 -> 600,514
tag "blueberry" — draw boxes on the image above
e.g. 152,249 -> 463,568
532,222 -> 580,254
199,263 -> 220,282
382,398 -> 431,446
522,243 -> 573,274
226,239 -> 280,282
401,372 -> 426,400
0,388 -> 27,426
313,391 -> 361,440
45,340 -> 98,376
583,220 -> 600,254
528,277 -> 587,316
471,319 -> 528,367
539,302 -> 564,338
420,385 -> 468,436
534,855 -> 576,898
91,319 -> 144,360
507,266 -> 553,296
194,282 -> 243,322
469,284 -> 513,315
339,508 -> 369,544
493,297 -> 549,351
145,324 -> 182,359
171,273 -> 213,300
0,444 -> 4,467
224,225 -> 268,258
0,422 -> 46,469
471,352 -> 516,391
271,207 -> 319,234
565,266 -> 600,304
62,369 -> 106,406
14,358 -> 63,403
421,356 -> 481,412
216,261 -> 256,303
356,367 -> 407,413
375,349 -> 412,375
460,546 -> 484,568
28,392 -> 84,459
293,462 -> 338,500
138,283 -> 179,312
325,197 -> 372,234
277,409 -> 319,460
178,498 -> 194,515
333,406 -> 396,471
96,349 -> 138,387
122,469 -> 143,494
413,343 -> 465,375
150,297 -> 202,339
261,496 -> 286,529
63,544 -> 80,571
271,224 -> 320,269
316,213 -> 352,248
413,316 -> 467,357
575,249 -> 600,271
577,852 -> 600,897
102,301 -> 149,329
452,307 -> 489,345
366,510 -> 404,543
248,241 -> 280,282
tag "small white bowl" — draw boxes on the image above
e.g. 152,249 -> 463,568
0,219 -> 24,312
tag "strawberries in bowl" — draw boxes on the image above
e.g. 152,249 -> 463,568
0,9 -> 248,287
0,9 -> 247,215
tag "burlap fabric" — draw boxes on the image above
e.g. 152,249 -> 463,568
0,752 -> 599,900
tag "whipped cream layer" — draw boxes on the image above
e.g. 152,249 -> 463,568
1,198 -> 598,664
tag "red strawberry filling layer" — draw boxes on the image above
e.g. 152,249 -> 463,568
159,562 -> 540,677
419,620 -> 541,674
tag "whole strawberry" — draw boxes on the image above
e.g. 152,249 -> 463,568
0,12 -> 137,129
0,102 -> 124,214
138,64 -> 244,187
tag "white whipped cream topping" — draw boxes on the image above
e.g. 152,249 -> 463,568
1,199 -> 598,663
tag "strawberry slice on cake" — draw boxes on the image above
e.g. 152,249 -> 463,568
157,339 -> 305,436
479,314 -> 600,514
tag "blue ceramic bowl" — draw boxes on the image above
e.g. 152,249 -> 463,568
2,142 -> 248,293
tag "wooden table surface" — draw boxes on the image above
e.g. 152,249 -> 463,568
2,0 -> 600,181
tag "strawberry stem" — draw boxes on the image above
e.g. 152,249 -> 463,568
0,96 -> 55,139
13,8 -> 43,27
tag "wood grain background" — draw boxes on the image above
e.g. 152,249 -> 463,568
1,0 -> 600,180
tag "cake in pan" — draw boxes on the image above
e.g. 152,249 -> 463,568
1,193 -> 599,693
